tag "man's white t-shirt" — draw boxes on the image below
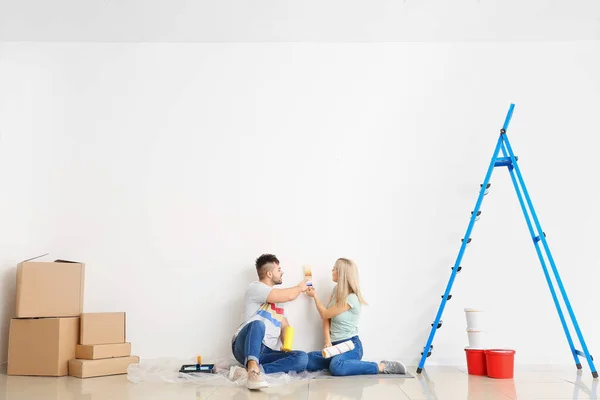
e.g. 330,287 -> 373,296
232,282 -> 286,350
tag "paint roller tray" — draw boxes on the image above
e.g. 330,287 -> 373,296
179,364 -> 216,374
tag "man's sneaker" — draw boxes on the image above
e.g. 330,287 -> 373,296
246,370 -> 269,390
228,365 -> 248,381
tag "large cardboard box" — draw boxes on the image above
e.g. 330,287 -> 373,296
7,317 -> 79,376
76,343 -> 131,360
80,312 -> 126,345
68,356 -> 140,378
15,259 -> 85,318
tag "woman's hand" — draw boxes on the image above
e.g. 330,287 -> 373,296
306,287 -> 317,298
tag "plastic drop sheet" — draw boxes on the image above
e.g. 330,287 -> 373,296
127,357 -> 329,387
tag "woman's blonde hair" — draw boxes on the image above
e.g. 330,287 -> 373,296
334,258 -> 367,306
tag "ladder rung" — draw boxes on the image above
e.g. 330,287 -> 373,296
462,238 -> 472,244
471,211 -> 482,221
441,294 -> 452,300
494,156 -> 518,167
452,266 -> 462,273
534,232 -> 547,242
431,320 -> 443,329
421,345 -> 433,357
480,183 -> 491,195
575,349 -> 594,361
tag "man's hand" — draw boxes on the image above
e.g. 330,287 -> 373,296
324,341 -> 332,349
266,280 -> 309,303
297,279 -> 309,292
306,287 -> 316,298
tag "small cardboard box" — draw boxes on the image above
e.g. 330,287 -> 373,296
68,356 -> 140,378
15,258 -> 85,318
76,343 -> 131,360
7,317 -> 79,376
80,312 -> 126,345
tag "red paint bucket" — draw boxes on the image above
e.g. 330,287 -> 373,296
485,349 -> 515,379
465,348 -> 487,376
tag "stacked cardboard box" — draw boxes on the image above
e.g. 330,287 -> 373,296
7,257 -> 139,378
7,259 -> 85,376
69,312 -> 139,378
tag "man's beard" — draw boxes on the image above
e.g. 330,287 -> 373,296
273,277 -> 282,285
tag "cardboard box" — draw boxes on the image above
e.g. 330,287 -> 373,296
80,312 -> 126,345
7,317 -> 79,376
76,343 -> 131,360
15,258 -> 85,318
68,356 -> 140,378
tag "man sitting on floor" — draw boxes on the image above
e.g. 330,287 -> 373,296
230,254 -> 309,390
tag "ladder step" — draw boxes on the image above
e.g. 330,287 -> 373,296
441,294 -> 452,300
462,238 -> 472,244
480,183 -> 491,195
421,345 -> 433,357
431,320 -> 443,329
575,349 -> 594,361
452,265 -> 462,273
494,156 -> 518,167
534,232 -> 547,243
471,211 -> 482,221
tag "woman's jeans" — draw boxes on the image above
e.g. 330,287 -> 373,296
306,336 -> 378,376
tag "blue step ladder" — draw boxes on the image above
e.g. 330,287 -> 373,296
416,104 -> 598,379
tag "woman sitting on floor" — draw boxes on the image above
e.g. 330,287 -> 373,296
305,258 -> 406,376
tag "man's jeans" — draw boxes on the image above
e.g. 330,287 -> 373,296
232,320 -> 308,374
306,336 -> 378,376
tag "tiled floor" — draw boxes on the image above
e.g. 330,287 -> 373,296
1,365 -> 598,399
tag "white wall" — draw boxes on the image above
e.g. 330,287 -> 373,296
1,41 -> 599,366
0,52 -> 56,363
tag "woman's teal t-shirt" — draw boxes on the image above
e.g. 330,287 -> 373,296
328,288 -> 361,342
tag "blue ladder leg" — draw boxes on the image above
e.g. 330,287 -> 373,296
499,140 -> 580,368
416,113 -> 509,373
502,133 -> 598,378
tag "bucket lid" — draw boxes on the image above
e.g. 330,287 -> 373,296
464,308 -> 483,312
465,347 -> 486,352
484,349 -> 515,355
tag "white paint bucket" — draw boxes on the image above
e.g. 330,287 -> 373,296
464,308 -> 484,330
467,330 -> 487,349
